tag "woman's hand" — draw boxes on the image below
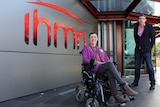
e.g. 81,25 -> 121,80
97,61 -> 105,64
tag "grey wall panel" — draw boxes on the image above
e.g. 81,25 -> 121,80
0,52 -> 81,101
0,0 -> 98,102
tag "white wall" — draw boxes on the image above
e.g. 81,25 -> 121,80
0,0 -> 98,102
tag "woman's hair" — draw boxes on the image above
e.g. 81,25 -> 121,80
89,32 -> 97,37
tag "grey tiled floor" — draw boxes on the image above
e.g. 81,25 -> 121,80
0,69 -> 160,107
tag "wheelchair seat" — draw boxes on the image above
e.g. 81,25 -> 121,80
81,61 -> 108,85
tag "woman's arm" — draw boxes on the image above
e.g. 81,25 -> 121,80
100,48 -> 110,62
82,46 -> 90,63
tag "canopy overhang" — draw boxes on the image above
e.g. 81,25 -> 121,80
81,0 -> 160,24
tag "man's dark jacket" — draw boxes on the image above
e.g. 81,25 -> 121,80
134,23 -> 155,53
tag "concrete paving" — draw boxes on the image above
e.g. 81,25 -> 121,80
0,68 -> 160,107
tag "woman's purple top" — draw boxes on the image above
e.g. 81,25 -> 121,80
82,44 -> 110,73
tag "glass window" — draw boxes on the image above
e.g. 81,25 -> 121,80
90,0 -> 133,12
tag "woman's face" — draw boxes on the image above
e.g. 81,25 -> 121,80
89,33 -> 98,46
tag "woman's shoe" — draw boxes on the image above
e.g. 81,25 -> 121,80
123,84 -> 138,96
114,95 -> 128,103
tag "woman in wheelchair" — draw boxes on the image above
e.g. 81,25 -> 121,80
82,32 -> 138,103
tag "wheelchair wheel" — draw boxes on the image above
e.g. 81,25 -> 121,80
86,98 -> 99,107
75,84 -> 86,102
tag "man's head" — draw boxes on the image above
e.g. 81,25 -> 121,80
138,14 -> 147,26
89,32 -> 98,47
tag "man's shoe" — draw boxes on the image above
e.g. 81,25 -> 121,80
129,82 -> 138,87
149,85 -> 155,90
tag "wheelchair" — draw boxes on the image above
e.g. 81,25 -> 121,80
75,60 -> 132,107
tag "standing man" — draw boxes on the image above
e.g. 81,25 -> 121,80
130,14 -> 155,90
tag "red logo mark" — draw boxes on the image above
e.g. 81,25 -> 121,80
25,1 -> 86,49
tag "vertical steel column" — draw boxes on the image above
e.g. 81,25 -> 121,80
103,22 -> 107,51
99,21 -> 107,51
100,21 -> 104,48
122,21 -> 126,74
98,22 -> 101,47
112,21 -> 117,62
108,21 -> 113,61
